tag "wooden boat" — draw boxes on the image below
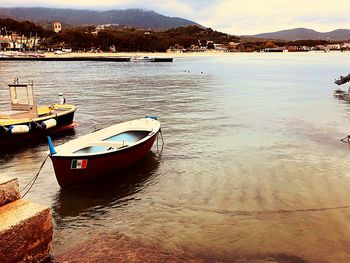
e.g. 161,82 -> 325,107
0,80 -> 76,149
48,117 -> 161,188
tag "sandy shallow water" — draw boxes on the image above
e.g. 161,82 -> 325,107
1,53 -> 350,262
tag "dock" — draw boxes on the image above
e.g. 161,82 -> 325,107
153,57 -> 173,62
0,56 -> 131,62
0,56 -> 174,62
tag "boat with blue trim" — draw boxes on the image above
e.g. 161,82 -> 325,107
48,117 -> 161,188
0,80 -> 76,149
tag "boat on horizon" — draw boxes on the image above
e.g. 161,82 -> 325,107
131,56 -> 174,62
48,117 -> 161,188
132,56 -> 156,62
0,80 -> 76,149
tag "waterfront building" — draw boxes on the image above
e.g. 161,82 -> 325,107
0,36 -> 10,50
341,43 -> 350,49
53,21 -> 62,33
326,44 -> 341,50
213,43 -> 229,51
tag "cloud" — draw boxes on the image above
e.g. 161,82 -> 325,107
196,0 -> 350,34
2,0 -> 350,34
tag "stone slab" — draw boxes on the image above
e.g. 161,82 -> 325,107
0,175 -> 20,207
0,199 -> 53,263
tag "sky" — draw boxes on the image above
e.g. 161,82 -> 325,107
1,0 -> 350,35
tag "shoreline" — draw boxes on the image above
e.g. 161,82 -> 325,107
43,51 -> 237,58
2,50 -> 350,60
44,50 -> 350,58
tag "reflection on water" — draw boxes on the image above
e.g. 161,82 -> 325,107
2,54 -> 350,262
0,128 -> 76,156
52,152 -> 160,225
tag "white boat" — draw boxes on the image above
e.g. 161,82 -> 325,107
54,50 -> 65,55
132,56 -> 155,62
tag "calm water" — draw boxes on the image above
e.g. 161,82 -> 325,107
2,53 -> 350,262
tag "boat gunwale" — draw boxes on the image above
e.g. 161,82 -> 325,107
0,104 -> 77,126
51,129 -> 159,159
52,118 -> 160,158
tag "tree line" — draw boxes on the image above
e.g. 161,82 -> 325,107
0,18 -> 240,51
0,18 -> 54,38
236,39 -> 340,52
0,18 -> 340,52
47,25 -> 240,52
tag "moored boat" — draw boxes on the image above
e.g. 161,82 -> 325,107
132,56 -> 156,62
48,117 -> 161,188
0,80 -> 76,149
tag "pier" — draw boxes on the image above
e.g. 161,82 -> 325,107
0,56 -> 131,62
0,56 -> 174,62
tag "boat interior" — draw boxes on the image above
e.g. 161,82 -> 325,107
104,130 -> 151,143
73,130 -> 153,155
53,117 -> 160,157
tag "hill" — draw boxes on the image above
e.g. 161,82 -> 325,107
249,28 -> 350,41
0,7 -> 201,30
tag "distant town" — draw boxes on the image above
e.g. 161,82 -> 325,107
1,18 -> 350,54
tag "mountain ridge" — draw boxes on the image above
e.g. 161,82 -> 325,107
0,7 -> 202,30
248,27 -> 350,41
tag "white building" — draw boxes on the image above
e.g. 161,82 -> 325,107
341,43 -> 350,49
326,44 -> 341,50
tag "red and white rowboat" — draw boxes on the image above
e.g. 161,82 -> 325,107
48,117 -> 161,188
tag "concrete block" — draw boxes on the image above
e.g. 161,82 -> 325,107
0,175 -> 20,207
0,199 -> 53,263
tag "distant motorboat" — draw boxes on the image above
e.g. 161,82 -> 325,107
48,117 -> 161,188
62,48 -> 72,53
54,50 -> 65,55
335,73 -> 350,86
132,56 -> 156,62
131,56 -> 173,62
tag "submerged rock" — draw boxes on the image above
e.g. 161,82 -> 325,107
55,232 -> 203,263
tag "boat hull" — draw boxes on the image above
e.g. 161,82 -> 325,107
50,131 -> 158,188
0,110 -> 75,149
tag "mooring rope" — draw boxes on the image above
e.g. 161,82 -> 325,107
0,122 -> 8,132
156,128 -> 165,154
20,154 -> 50,198
31,118 -> 43,129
